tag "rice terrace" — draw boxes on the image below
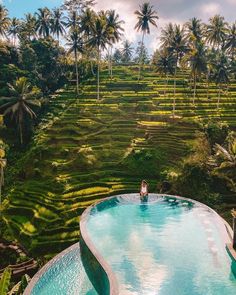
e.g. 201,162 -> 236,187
0,0 -> 236,294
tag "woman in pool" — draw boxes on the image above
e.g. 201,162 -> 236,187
140,180 -> 148,199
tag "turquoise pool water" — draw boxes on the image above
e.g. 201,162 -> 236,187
30,244 -> 97,295
86,194 -> 236,295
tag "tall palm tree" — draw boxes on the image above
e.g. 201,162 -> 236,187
185,17 -> 202,44
134,2 -> 158,80
156,50 -> 175,96
121,40 -> 134,63
80,8 -> 95,38
224,22 -> 236,61
204,15 -> 228,50
8,17 -> 20,46
160,23 -> 174,49
80,8 -> 96,75
0,77 -> 41,145
106,10 -> 124,78
0,5 -> 10,40
66,10 -> 80,32
51,8 -> 66,42
20,13 -> 37,41
212,54 -> 230,110
168,25 -> 188,116
188,42 -> 207,104
67,30 -> 84,95
35,7 -> 52,38
89,13 -> 110,99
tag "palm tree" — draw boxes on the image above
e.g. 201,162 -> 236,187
80,8 -> 95,38
0,77 -> 41,145
168,25 -> 188,116
0,5 -> 10,40
106,10 -> 124,78
160,23 -> 174,49
20,13 -> 37,41
66,10 -> 80,32
89,13 -> 110,99
8,17 -> 20,46
134,2 -> 158,80
204,15 -> 228,50
51,8 -> 66,42
188,42 -> 207,104
185,17 -> 202,44
121,40 -> 134,63
35,7 -> 52,38
224,23 -> 236,61
155,50 -> 175,96
67,30 -> 84,95
212,54 -> 230,110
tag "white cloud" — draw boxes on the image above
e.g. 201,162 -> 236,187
200,3 -> 221,19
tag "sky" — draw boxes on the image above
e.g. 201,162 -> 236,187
2,0 -> 236,52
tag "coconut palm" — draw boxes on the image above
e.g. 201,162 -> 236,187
35,7 -> 52,38
66,10 -> 80,32
188,42 -> 207,104
224,23 -> 236,61
67,30 -> 84,95
0,77 -> 41,145
160,23 -> 174,49
106,10 -> 124,78
89,13 -> 110,99
62,0 -> 95,13
212,54 -> 230,109
80,8 -> 95,38
155,50 -> 175,96
121,40 -> 134,63
204,15 -> 228,50
8,17 -> 20,45
185,17 -> 202,44
51,8 -> 66,42
168,25 -> 188,116
20,13 -> 37,41
134,2 -> 158,80
0,5 -> 10,40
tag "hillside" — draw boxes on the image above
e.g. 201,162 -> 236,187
3,65 -> 236,258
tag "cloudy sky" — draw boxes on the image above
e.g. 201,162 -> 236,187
2,0 -> 236,52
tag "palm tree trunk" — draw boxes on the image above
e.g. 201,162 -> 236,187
97,46 -> 100,100
138,31 -> 145,81
166,74 -> 169,97
217,85 -> 221,110
75,49 -> 79,95
173,56 -> 178,117
19,121 -> 23,145
110,46 -> 113,79
207,72 -> 210,100
193,72 -> 196,105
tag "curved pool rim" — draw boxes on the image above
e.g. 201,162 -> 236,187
24,242 -> 81,295
80,193 -> 234,295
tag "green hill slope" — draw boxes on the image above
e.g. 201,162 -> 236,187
3,65 -> 236,258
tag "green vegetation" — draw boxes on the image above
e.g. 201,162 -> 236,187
0,0 -> 235,276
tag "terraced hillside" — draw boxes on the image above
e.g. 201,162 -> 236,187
3,65 -> 236,258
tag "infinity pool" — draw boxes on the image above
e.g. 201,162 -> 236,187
29,244 -> 97,295
85,194 -> 236,295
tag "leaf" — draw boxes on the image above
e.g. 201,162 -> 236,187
0,267 -> 12,295
8,281 -> 21,295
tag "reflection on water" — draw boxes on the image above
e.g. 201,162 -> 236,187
86,195 -> 236,295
